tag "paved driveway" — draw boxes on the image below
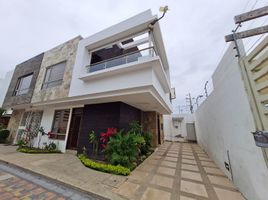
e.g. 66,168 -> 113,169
114,142 -> 246,200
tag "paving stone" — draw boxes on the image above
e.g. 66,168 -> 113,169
200,161 -> 217,168
161,161 -> 177,168
180,195 -> 196,200
180,180 -> 208,198
164,156 -> 178,162
141,187 -> 171,200
129,170 -> 149,181
150,175 -> 174,188
157,167 -> 176,176
115,181 -> 139,198
208,175 -> 235,188
182,159 -> 197,165
204,167 -> 225,176
181,164 -> 199,172
182,155 -> 195,160
214,187 -> 245,200
181,170 -> 202,182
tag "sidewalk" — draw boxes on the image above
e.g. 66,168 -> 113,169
0,144 -> 127,200
0,142 -> 246,200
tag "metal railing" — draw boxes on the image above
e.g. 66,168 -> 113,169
87,47 -> 155,73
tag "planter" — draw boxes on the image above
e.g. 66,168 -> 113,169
252,131 -> 268,148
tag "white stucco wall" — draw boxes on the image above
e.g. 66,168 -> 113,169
195,42 -> 268,200
0,70 -> 14,107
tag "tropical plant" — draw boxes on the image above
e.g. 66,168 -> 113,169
44,141 -> 57,151
129,121 -> 142,135
140,132 -> 153,155
17,139 -> 27,148
89,131 -> 99,156
0,129 -> 10,143
100,127 -> 117,149
105,130 -> 145,169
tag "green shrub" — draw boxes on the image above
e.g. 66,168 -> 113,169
17,146 -> 61,154
105,131 -> 145,169
44,142 -> 57,151
0,129 -> 10,143
17,139 -> 27,148
78,154 -> 130,176
140,132 -> 153,155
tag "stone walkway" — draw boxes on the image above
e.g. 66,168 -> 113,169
114,142 -> 246,200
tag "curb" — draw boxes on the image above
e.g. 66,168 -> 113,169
0,160 -> 110,200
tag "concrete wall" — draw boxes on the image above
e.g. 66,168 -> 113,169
31,36 -> 81,103
0,70 -> 14,107
195,42 -> 268,200
3,53 -> 44,108
7,109 -> 24,142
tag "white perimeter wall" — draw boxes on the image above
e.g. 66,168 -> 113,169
195,42 -> 268,200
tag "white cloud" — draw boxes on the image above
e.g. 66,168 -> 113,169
0,0 -> 266,113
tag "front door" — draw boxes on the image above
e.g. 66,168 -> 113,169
67,108 -> 83,149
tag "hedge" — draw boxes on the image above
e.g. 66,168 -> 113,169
78,154 -> 130,176
17,147 -> 61,154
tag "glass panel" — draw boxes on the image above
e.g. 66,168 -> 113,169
51,109 -> 70,140
43,62 -> 66,89
106,56 -> 126,68
89,62 -> 106,72
14,74 -> 33,95
20,112 -> 30,126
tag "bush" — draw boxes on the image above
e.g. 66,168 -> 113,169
140,132 -> 153,155
0,129 -> 10,143
44,142 -> 57,151
78,154 -> 130,176
105,131 -> 145,169
17,146 -> 61,154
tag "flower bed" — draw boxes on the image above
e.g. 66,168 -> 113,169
78,154 -> 130,176
17,146 -> 61,154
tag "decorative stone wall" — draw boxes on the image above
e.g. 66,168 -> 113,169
141,111 -> 164,147
31,36 -> 82,103
7,109 -> 24,142
2,54 -> 44,108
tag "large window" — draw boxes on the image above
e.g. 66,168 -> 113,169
51,109 -> 70,140
42,62 -> 66,89
88,31 -> 155,73
13,74 -> 33,96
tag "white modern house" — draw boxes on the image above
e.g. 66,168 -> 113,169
3,10 -> 173,156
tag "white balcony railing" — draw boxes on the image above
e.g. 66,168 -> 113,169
87,47 -> 156,73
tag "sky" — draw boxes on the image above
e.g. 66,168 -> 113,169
0,0 -> 267,113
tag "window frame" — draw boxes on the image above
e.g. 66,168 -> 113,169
42,61 -> 66,90
50,109 -> 70,140
13,73 -> 33,96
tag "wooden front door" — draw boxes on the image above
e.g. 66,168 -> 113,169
67,108 -> 83,149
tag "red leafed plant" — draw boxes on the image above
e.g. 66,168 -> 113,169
47,132 -> 55,139
100,128 -> 117,149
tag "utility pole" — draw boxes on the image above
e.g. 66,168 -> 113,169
186,93 -> 194,114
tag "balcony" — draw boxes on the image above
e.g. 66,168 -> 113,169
87,47 -> 156,73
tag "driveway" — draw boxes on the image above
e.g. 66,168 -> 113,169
113,142 -> 246,200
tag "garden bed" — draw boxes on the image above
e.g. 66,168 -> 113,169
78,154 -> 130,176
17,146 -> 61,154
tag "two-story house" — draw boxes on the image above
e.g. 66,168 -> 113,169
3,10 -> 172,155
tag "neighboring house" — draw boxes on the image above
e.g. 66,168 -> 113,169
3,10 -> 172,155
0,70 -> 14,128
163,114 -> 196,141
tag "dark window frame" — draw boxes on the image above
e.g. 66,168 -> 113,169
13,73 -> 33,96
42,61 -> 66,90
50,109 -> 70,140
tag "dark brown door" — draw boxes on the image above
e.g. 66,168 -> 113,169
67,108 -> 83,149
